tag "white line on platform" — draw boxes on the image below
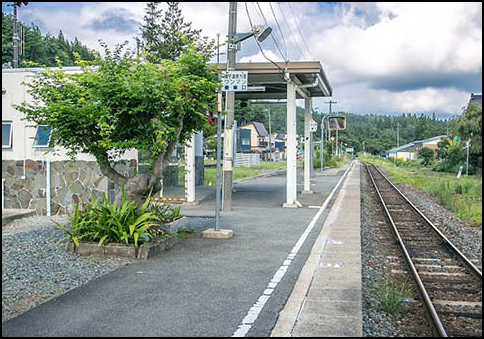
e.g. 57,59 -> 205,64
231,163 -> 354,337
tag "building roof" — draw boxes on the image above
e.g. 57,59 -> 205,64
387,135 -> 447,153
252,122 -> 269,137
469,93 -> 482,105
387,142 -> 415,154
415,135 -> 447,144
275,133 -> 286,140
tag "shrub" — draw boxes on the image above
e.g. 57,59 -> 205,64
55,189 -> 159,248
149,202 -> 182,224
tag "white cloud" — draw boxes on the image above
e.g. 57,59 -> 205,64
11,2 -> 482,116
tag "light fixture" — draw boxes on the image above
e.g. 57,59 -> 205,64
230,25 -> 272,44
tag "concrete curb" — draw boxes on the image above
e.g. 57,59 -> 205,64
271,162 -> 357,337
2,209 -> 36,226
66,234 -> 179,260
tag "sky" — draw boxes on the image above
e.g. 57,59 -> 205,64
2,2 -> 482,118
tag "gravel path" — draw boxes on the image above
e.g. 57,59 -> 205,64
2,215 -> 134,323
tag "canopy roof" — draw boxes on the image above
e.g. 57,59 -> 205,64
213,61 -> 332,100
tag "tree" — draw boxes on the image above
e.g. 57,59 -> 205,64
418,147 -> 435,166
2,12 -> 97,67
14,43 -> 220,202
140,2 -> 163,58
449,103 -> 482,170
140,2 -> 213,61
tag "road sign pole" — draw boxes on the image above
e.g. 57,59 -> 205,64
222,2 -> 237,212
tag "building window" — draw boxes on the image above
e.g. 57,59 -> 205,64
241,138 -> 250,146
32,125 -> 52,148
2,121 -> 12,148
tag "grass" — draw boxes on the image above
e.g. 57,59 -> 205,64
204,161 -> 288,186
376,279 -> 413,315
362,155 -> 482,226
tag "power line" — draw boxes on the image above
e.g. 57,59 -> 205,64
244,2 -> 285,79
287,2 -> 312,60
276,2 -> 305,61
253,2 -> 287,62
268,2 -> 288,61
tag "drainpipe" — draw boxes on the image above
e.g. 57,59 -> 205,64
2,179 -> 5,210
46,158 -> 51,216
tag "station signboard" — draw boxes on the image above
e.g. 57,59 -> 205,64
220,71 -> 248,92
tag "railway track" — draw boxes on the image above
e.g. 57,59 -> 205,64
364,163 -> 482,337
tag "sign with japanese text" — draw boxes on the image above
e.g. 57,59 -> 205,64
309,119 -> 318,132
220,71 -> 248,92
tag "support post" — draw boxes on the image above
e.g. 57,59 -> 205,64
222,2 -> 237,212
185,134 -> 196,203
46,158 -> 51,216
283,79 -> 298,208
303,96 -> 313,194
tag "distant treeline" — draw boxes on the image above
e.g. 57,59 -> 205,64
2,12 -> 98,67
234,101 -> 449,155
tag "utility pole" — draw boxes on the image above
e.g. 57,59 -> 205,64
397,123 -> 400,148
12,4 -> 19,68
222,2 -> 237,212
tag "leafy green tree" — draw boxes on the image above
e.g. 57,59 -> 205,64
14,43 -> 220,202
418,147 -> 435,166
449,103 -> 482,170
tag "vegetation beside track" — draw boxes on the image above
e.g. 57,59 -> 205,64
362,155 -> 482,227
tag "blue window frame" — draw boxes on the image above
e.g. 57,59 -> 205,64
2,121 -> 12,148
32,125 -> 52,148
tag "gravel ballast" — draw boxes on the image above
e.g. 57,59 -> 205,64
361,165 -> 482,337
2,215 -> 134,323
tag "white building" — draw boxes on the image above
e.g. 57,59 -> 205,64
2,67 -> 201,214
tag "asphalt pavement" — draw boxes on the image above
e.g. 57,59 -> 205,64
2,163 -> 351,337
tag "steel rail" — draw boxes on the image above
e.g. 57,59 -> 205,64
371,164 -> 482,279
365,163 -> 448,337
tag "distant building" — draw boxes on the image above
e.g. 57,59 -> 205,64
469,93 -> 482,106
239,122 -> 270,152
386,135 -> 446,161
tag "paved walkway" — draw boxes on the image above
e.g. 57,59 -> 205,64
2,162 -> 361,337
272,162 -> 362,337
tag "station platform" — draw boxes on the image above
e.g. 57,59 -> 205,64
271,162 -> 362,337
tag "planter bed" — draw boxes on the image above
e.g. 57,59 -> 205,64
66,234 -> 179,260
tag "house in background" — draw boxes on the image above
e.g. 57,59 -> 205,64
469,93 -> 482,105
386,135 -> 447,161
239,122 -> 270,153
387,142 -> 417,160
414,135 -> 447,154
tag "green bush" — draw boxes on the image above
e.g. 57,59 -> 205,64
149,202 -> 182,224
56,190 -> 159,248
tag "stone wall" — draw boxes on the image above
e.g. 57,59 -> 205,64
2,159 -> 136,215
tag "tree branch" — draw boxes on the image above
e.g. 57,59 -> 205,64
95,152 -> 128,187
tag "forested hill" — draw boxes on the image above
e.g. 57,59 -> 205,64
234,102 -> 449,155
2,12 -> 98,67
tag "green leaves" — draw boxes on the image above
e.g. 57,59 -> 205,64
57,189 -> 160,248
15,42 -> 220,191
